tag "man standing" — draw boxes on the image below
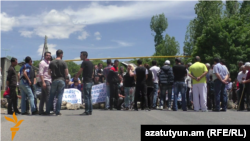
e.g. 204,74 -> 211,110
158,60 -> 174,110
188,56 -> 208,112
150,60 -> 160,109
97,63 -> 104,83
237,65 -> 248,110
212,58 -> 229,112
103,59 -> 112,110
75,51 -> 94,115
107,60 -> 120,110
6,57 -> 20,115
39,51 -> 52,115
134,59 -> 149,111
172,58 -> 187,111
242,62 -> 250,111
46,50 -> 68,116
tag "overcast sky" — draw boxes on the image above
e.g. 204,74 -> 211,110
1,1 -> 198,63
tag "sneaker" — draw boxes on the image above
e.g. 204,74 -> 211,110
168,108 -> 171,111
56,113 -> 62,116
202,110 -> 208,112
159,106 -> 163,110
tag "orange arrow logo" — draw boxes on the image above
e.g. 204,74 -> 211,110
4,112 -> 24,140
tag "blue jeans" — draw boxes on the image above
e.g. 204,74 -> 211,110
46,80 -> 65,115
214,79 -> 227,110
153,83 -> 159,107
105,84 -> 110,109
19,80 -> 36,113
173,81 -> 187,111
83,82 -> 93,113
159,84 -> 172,108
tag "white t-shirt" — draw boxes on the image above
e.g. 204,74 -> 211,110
150,66 -> 160,83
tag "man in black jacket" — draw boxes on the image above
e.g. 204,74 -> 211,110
158,60 -> 174,110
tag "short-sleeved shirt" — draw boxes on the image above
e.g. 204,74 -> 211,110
135,66 -> 148,86
20,63 -> 32,85
81,60 -> 93,83
150,66 -> 160,83
110,66 -> 118,72
189,62 -> 208,84
7,65 -> 17,87
213,63 -> 228,81
49,60 -> 68,81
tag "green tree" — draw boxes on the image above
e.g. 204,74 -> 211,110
192,15 -> 250,80
66,62 -> 81,78
183,20 -> 195,63
193,0 -> 223,44
240,0 -> 250,22
150,13 -> 168,55
154,34 -> 180,66
225,0 -> 240,18
32,60 -> 40,68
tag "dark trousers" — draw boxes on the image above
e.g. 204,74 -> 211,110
214,79 -> 227,111
8,86 -> 19,114
109,83 -> 118,109
147,87 -> 154,109
207,91 -> 215,110
246,84 -> 250,110
186,87 -> 191,108
239,84 -> 246,110
134,84 -> 148,109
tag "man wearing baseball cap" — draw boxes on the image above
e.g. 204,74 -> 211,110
158,60 -> 174,110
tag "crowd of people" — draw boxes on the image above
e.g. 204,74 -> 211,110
5,50 -> 250,116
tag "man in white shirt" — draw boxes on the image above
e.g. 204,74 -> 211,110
237,65 -> 248,110
149,60 -> 160,109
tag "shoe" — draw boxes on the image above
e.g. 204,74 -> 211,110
212,109 -> 220,112
220,109 -> 226,112
157,106 -> 163,110
39,112 -> 46,115
144,108 -> 150,111
202,110 -> 208,112
168,108 -> 171,111
104,108 -> 109,110
56,113 -> 62,116
152,107 -> 157,109
21,112 -> 30,115
89,112 -> 92,115
8,112 -> 13,115
80,112 -> 90,115
134,108 -> 138,111
32,111 -> 38,115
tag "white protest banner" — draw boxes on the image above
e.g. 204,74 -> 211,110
62,88 -> 82,104
91,83 -> 107,104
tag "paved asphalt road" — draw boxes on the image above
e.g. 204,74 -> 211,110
1,109 -> 250,141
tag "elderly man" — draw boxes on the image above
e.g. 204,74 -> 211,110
237,65 -> 248,110
188,56 -> 208,112
212,58 -> 229,112
242,62 -> 250,111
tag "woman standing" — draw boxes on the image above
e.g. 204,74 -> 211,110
123,64 -> 135,110
144,64 -> 154,110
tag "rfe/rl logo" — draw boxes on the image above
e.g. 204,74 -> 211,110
4,112 -> 24,140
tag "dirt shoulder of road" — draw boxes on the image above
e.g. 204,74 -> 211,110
0,108 -> 7,114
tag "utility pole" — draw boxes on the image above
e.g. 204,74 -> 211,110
41,35 -> 48,60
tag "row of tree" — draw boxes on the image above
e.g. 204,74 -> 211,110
184,0 -> 250,80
